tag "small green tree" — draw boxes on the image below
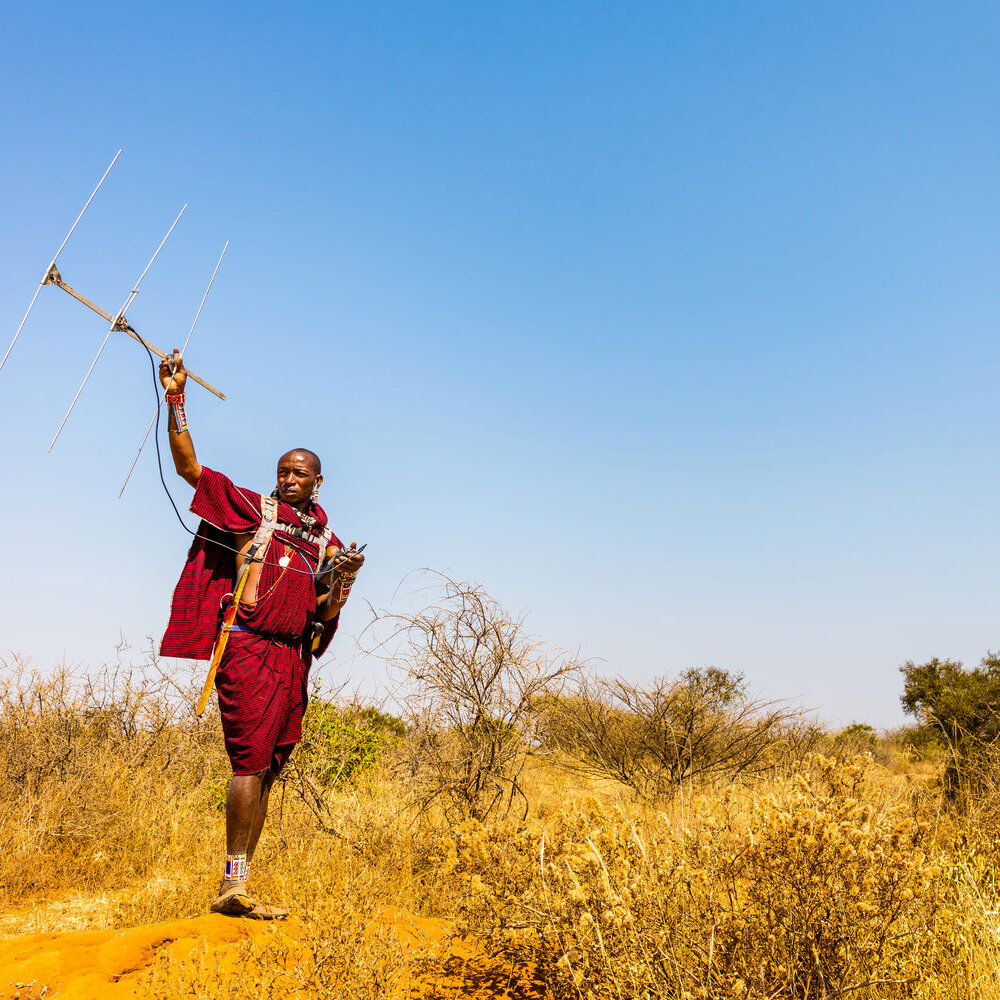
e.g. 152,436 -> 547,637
835,722 -> 878,752
287,701 -> 406,835
899,652 -> 1000,798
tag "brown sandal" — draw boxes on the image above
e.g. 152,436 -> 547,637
245,901 -> 289,920
209,883 -> 256,916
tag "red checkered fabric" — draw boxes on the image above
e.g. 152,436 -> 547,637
160,467 -> 345,773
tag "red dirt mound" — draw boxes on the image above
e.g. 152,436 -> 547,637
0,908 -> 549,1000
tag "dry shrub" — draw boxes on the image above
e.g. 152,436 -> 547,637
0,649 -> 224,903
546,668 -> 802,800
432,754 -> 958,999
371,575 -> 579,821
0,647 -> 421,936
288,699 -> 406,839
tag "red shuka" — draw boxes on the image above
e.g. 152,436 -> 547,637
161,467 -> 342,662
160,468 -> 344,775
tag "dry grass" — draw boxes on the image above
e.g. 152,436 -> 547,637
135,898 -> 410,1000
3,640 -> 1000,998
434,755 -> 966,998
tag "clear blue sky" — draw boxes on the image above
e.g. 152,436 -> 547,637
1,2 -> 997,727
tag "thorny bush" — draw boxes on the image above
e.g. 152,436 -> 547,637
544,668 -> 802,800
369,575 -> 580,821
288,699 -> 406,838
0,651 -> 222,899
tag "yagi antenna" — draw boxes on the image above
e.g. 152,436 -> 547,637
2,150 -> 228,453
1,150 -> 121,373
118,240 -> 230,497
46,203 -> 196,452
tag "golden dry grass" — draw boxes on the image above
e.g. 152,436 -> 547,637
2,654 -> 1000,998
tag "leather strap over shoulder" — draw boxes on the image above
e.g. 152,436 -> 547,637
259,494 -> 277,528
242,495 -> 278,567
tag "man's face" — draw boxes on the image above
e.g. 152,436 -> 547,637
276,451 -> 322,507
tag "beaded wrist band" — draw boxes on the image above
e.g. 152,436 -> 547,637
331,571 -> 357,603
166,392 -> 189,432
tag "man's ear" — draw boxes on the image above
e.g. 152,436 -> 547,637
315,474 -> 324,489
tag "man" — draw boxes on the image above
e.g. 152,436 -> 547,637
157,351 -> 364,919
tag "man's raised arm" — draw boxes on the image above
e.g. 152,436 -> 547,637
159,350 -> 202,488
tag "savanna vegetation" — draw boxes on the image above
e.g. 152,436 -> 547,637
3,579 -> 1000,998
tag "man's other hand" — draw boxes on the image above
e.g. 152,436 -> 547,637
327,541 -> 365,575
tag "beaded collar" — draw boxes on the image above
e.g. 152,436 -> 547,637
270,489 -> 319,530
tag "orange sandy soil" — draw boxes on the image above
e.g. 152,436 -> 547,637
0,906 -> 549,1000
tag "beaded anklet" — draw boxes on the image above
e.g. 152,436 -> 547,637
224,853 -> 248,881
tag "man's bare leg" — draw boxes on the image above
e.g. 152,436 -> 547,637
225,773 -> 267,857
246,769 -> 276,864
212,771 -> 288,919
211,773 -> 266,914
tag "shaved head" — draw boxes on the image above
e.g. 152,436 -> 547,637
279,448 -> 321,474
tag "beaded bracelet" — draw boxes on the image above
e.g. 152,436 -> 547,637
166,392 -> 189,432
331,571 -> 357,603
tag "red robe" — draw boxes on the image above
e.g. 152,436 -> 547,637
161,467 -> 344,774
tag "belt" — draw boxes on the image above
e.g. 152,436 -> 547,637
223,624 -> 298,650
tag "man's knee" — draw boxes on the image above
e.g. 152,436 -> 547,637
231,766 -> 271,782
